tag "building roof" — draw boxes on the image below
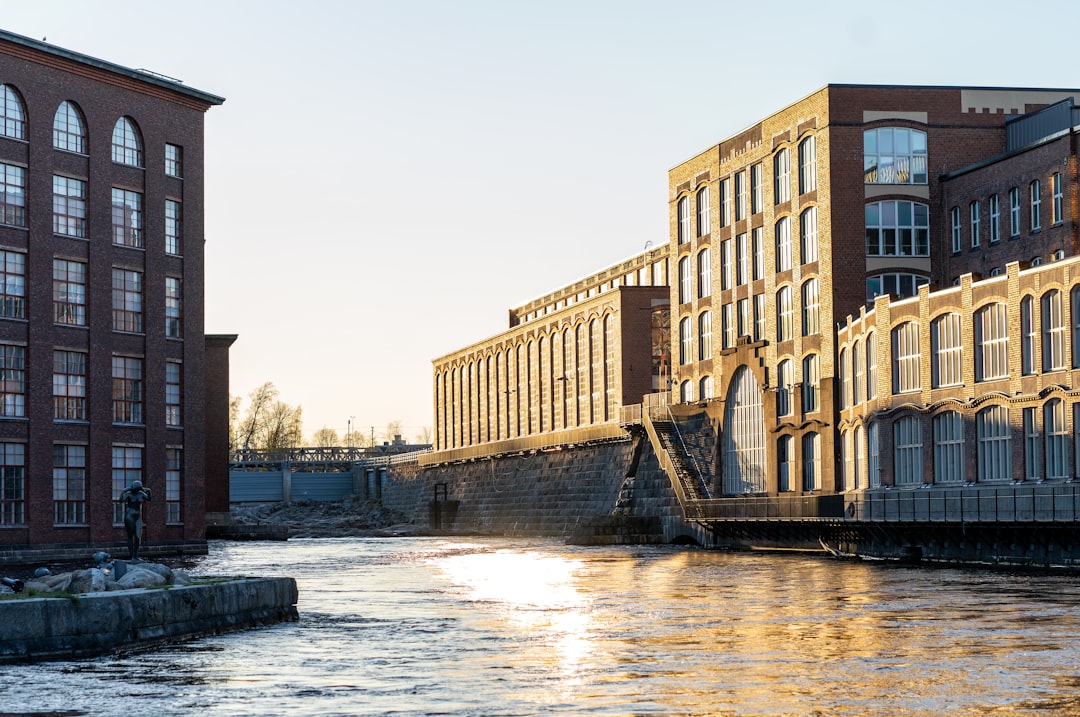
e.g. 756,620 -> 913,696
0,27 -> 225,107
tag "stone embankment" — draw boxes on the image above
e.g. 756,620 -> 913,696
227,497 -> 417,538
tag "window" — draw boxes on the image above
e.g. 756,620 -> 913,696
931,313 -> 962,387
112,356 -> 143,424
853,340 -> 863,405
53,259 -> 86,326
680,380 -> 693,403
0,85 -> 26,140
720,239 -> 732,290
774,149 -> 790,204
166,361 -> 182,427
111,117 -> 143,166
751,228 -> 764,280
1046,399 -> 1068,480
53,176 -> 87,238
892,322 -> 920,394
1031,180 -> 1042,231
111,446 -> 142,524
53,445 -> 86,525
866,200 -> 930,257
679,317 -> 691,365
801,279 -> 820,336
735,171 -> 747,222
53,350 -> 86,421
894,416 -> 922,486
775,217 -> 792,272
868,422 -> 880,487
166,448 -> 182,523
696,186 -> 710,237
112,268 -> 143,333
165,143 -> 183,178
165,199 -> 182,255
1024,407 -> 1041,481
949,207 -> 961,253
678,257 -> 691,304
802,353 -> 819,414
0,345 -> 25,418
1009,187 -> 1021,236
698,311 -> 712,360
0,250 -> 25,320
677,196 -> 690,244
989,194 -> 1000,244
0,162 -> 26,227
166,277 -> 182,339
1043,289 -> 1065,372
735,233 -> 748,285
776,359 -> 793,417
777,286 -> 793,342
753,294 -> 765,341
840,348 -> 850,409
1073,286 -> 1080,369
737,297 -> 750,339
866,332 -> 877,399
699,375 -> 713,401
970,201 -> 980,248
802,432 -> 821,490
750,164 -> 763,214
719,178 -> 731,227
977,406 -> 1011,482
112,188 -> 143,248
1052,172 -> 1063,224
778,435 -> 793,491
53,101 -> 86,154
866,273 -> 929,304
800,207 -> 818,264
933,411 -> 965,484
799,135 -> 817,194
975,303 -> 1008,381
0,443 -> 25,525
863,127 -> 927,184
721,304 -> 734,349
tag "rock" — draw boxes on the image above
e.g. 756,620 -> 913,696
68,568 -> 107,594
115,566 -> 167,589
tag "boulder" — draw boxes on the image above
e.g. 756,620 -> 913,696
115,567 -> 167,589
67,568 -> 107,594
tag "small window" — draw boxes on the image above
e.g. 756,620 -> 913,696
165,144 -> 183,178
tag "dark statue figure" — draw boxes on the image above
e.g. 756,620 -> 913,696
121,481 -> 152,561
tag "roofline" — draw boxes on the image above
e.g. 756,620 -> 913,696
0,28 -> 225,106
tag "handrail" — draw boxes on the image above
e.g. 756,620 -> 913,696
664,405 -> 709,498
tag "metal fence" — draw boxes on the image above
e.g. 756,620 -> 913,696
849,484 -> 1080,523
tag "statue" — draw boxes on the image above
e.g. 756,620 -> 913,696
120,481 -> 152,562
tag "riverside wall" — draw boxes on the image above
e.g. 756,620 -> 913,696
0,577 -> 298,663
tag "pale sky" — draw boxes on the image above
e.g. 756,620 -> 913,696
4,0 -> 1078,442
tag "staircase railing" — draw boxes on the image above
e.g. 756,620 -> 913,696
641,407 -> 706,519
664,405 -> 709,498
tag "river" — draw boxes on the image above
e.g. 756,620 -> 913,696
4,537 -> 1080,716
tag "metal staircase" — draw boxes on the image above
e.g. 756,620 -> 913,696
642,407 -> 712,517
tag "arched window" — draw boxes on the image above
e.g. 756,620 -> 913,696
776,286 -> 793,342
0,85 -> 26,140
53,101 -> 86,153
775,217 -> 792,272
723,366 -> 766,494
677,196 -> 690,244
111,116 -> 143,166
699,375 -> 713,400
680,380 -> 694,403
1021,295 -> 1035,376
977,406 -> 1011,482
778,435 -> 794,491
866,332 -> 877,399
802,432 -> 821,491
799,135 -> 817,194
863,127 -> 927,184
802,353 -> 819,414
698,311 -> 712,360
1072,286 -> 1080,369
1043,289 -> 1065,371
894,416 -> 922,485
867,422 -> 880,488
679,317 -> 692,365
853,340 -> 863,405
696,248 -> 711,298
975,303 -> 1009,381
892,322 -> 920,393
931,313 -> 962,388
933,411 -> 965,484
678,257 -> 691,304
774,148 -> 790,204
1046,399 -> 1069,480
801,278 -> 819,336
800,206 -> 818,264
839,348 -> 850,409
696,186 -> 710,237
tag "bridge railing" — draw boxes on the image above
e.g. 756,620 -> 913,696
686,494 -> 845,521
847,484 -> 1080,523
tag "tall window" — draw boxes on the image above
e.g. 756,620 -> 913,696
1009,187 -> 1021,237
735,171 -> 747,222
678,317 -> 691,365
112,268 -> 143,333
165,199 -> 182,255
166,448 -> 182,523
0,250 -> 25,320
166,277 -> 182,339
777,286 -> 793,342
111,446 -> 142,524
1024,407 -> 1042,481
778,435 -> 793,491
799,135 -> 817,194
53,445 -> 86,525
866,332 -> 878,399
696,248 -> 712,298
0,85 -> 26,140
53,101 -> 86,153
753,294 -> 765,341
680,380 -> 693,403
698,311 -> 712,360
1052,172 -> 1063,225
867,200 -> 930,257
53,259 -> 86,326
776,359 -> 793,417
977,406 -> 1011,482
892,322 -> 920,394
750,164 -> 763,214
1046,399 -> 1068,480
720,240 -> 732,290
894,416 -> 922,486
735,233 -> 748,285
853,340 -> 863,404
801,279 -> 820,336
721,304 -> 734,349
166,361 -> 182,427
0,162 -> 26,227
933,411 -> 965,483
863,127 -> 927,184
0,443 -> 25,525
970,201 -> 980,248
696,186 -> 710,237
1030,179 -> 1042,231
53,176 -> 87,238
165,144 -> 183,179
774,148 -> 790,204
699,375 -> 713,401
775,217 -> 792,272
1043,289 -> 1065,371
975,303 -> 1008,381
111,117 -> 142,166
677,196 -> 690,244
112,188 -> 143,248
931,313 -> 962,388
802,432 -> 821,491
0,345 -> 25,418
53,350 -> 87,421
719,178 -> 731,227
868,422 -> 880,487
1073,286 -> 1080,369
800,207 -> 818,264
678,257 -> 691,304
988,193 -> 1000,243
802,353 -> 820,414
751,228 -> 764,280
840,348 -> 850,409
737,297 -> 750,338
112,356 -> 143,424
950,207 -> 961,253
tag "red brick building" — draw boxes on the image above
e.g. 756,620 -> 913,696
0,30 -> 224,558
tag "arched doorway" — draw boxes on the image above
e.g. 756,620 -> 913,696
723,366 -> 767,494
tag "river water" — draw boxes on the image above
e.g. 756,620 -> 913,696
5,537 -> 1080,716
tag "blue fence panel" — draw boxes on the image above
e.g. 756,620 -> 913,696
292,473 -> 354,502
230,471 -> 285,502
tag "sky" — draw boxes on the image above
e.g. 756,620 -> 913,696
5,0 -> 1080,443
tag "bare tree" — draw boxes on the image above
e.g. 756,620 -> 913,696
383,419 -> 404,444
262,401 -> 303,450
414,426 -> 433,445
232,382 -> 304,450
311,427 -> 339,447
228,395 -> 242,450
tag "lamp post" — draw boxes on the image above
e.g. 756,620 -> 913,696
348,416 -> 356,448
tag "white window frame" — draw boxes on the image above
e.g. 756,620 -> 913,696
950,206 -> 961,253
931,313 -> 962,388
933,411 -> 965,484
696,186 -> 710,237
1024,407 -> 1042,481
774,149 -> 790,204
977,406 -> 1012,482
777,286 -> 793,342
970,201 -> 980,248
799,135 -> 817,194
1031,179 -> 1042,231
1043,289 -> 1065,372
892,322 -> 920,394
1009,187 -> 1021,236
1046,399 -> 1068,480
988,193 -> 1000,243
800,207 -> 818,264
677,196 -> 690,244
699,310 -> 712,360
697,248 -> 711,299
775,217 -> 792,272
975,303 -> 1009,381
802,353 -> 819,414
894,416 -> 922,486
801,279 -> 819,336
1052,172 -> 1063,225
